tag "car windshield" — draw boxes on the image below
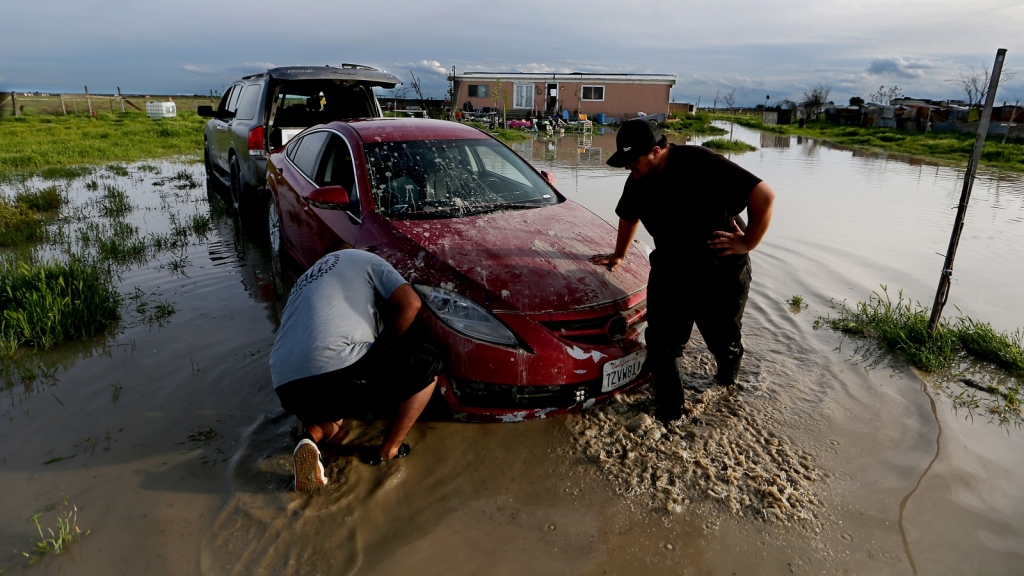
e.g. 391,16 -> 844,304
363,138 -> 559,218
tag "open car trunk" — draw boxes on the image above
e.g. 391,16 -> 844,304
265,65 -> 399,150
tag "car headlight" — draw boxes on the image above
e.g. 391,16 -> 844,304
413,284 -> 519,347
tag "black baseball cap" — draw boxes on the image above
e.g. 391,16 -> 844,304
606,119 -> 662,167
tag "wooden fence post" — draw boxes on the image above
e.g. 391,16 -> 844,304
11,91 -> 19,116
60,94 -> 67,115
85,86 -> 92,115
117,87 -> 125,112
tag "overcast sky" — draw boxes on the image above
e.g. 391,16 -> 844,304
2,0 -> 1023,107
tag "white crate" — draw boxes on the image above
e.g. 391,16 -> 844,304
146,101 -> 177,118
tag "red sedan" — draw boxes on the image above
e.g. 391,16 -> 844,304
266,118 -> 651,422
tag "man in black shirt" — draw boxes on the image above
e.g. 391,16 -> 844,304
592,119 -> 776,423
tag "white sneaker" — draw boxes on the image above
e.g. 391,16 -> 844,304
293,439 -> 327,492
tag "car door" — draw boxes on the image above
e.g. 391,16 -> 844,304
211,83 -> 243,169
300,133 -> 363,258
276,130 -> 330,268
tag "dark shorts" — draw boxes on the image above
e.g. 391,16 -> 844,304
275,340 -> 443,425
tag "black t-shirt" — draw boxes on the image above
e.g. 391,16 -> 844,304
615,144 -> 761,269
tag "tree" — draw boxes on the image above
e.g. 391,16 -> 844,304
774,99 -> 797,111
722,88 -> 737,138
869,85 -> 903,106
492,82 -> 510,127
953,64 -> 1015,109
849,96 -> 865,107
801,84 -> 831,119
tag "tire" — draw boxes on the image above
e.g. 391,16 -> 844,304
203,143 -> 223,200
229,155 -> 243,212
267,194 -> 282,260
266,194 -> 288,299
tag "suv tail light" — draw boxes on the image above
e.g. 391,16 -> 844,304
248,126 -> 265,156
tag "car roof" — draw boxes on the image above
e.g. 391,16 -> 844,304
336,118 -> 491,143
243,64 -> 400,88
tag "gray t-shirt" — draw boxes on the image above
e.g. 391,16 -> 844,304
270,250 -> 408,388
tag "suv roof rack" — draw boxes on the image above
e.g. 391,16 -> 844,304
265,65 -> 400,87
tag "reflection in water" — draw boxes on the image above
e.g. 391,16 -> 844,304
760,133 -> 792,148
898,381 -> 941,576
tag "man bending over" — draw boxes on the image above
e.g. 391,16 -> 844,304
270,247 -> 442,491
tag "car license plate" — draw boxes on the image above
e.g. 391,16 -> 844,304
601,349 -> 646,393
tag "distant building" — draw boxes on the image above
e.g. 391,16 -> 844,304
453,72 -> 676,122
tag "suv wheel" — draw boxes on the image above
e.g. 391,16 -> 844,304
229,156 -> 243,212
203,143 -> 222,194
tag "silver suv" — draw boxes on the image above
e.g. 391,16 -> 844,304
199,64 -> 399,211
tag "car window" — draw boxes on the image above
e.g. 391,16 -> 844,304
216,86 -> 235,114
288,131 -> 330,180
316,135 -> 359,212
272,84 -> 376,128
225,83 -> 244,113
363,138 -> 558,218
234,84 -> 261,121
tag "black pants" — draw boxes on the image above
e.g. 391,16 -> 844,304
275,339 -> 443,425
645,252 -> 751,415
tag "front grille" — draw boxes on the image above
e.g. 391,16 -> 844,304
449,370 -> 649,409
540,300 -> 646,345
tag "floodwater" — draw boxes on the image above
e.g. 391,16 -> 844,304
2,122 -> 1023,575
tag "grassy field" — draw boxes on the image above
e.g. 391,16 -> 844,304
719,113 -> 1024,173
0,111 -> 206,180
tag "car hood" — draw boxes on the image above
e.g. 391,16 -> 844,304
390,201 -> 649,313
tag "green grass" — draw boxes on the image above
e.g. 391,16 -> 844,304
29,506 -> 81,556
15,186 -> 65,212
96,184 -> 134,218
0,257 -> 122,353
702,138 -> 757,153
818,286 -> 1024,376
0,200 -> 45,246
0,111 -> 205,180
956,318 -> 1024,376
664,112 -> 729,135
727,115 -> 1024,173
491,128 -> 534,142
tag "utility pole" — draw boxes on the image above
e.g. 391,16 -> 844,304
928,48 -> 1007,335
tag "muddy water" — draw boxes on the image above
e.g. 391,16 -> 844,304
1,123 -> 1023,575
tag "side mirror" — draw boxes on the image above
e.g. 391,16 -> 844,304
306,185 -> 351,208
541,170 -> 557,185
197,105 -> 216,118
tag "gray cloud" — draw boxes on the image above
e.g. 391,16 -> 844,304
182,65 -> 218,76
867,56 -> 935,79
